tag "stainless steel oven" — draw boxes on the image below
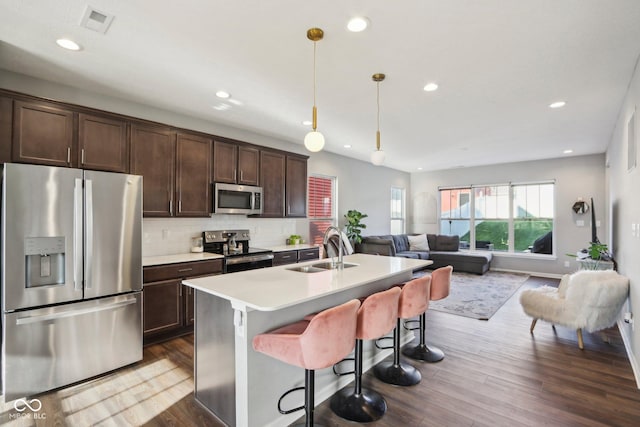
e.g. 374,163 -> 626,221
203,229 -> 273,273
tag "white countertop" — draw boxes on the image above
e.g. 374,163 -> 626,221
143,252 -> 224,267
184,253 -> 431,311
267,244 -> 319,252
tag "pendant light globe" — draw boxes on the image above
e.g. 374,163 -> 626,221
304,131 -> 325,152
371,149 -> 386,166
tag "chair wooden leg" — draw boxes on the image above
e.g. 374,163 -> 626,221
529,318 -> 538,334
577,329 -> 584,350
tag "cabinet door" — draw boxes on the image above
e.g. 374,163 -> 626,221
273,250 -> 298,266
185,285 -> 195,326
238,146 -> 259,186
0,96 -> 12,163
298,248 -> 320,262
213,140 -> 238,183
259,150 -> 285,217
176,132 -> 212,217
143,279 -> 183,336
78,113 -> 129,173
130,123 -> 176,217
12,100 -> 75,167
286,156 -> 307,217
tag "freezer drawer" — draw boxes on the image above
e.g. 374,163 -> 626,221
2,293 -> 142,400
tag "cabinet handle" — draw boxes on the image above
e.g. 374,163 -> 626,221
179,286 -> 182,297
179,199 -> 182,213
67,147 -> 71,164
234,169 -> 237,181
81,148 -> 85,165
178,268 -> 193,272
240,170 -> 244,181
169,199 -> 173,213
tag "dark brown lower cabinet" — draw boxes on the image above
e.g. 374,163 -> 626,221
143,259 -> 222,344
272,247 -> 320,266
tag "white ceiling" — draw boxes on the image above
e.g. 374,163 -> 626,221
1,0 -> 640,172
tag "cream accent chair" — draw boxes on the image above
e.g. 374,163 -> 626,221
519,269 -> 629,349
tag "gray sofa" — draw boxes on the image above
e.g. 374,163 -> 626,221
356,233 -> 492,275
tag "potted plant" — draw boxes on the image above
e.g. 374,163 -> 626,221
344,209 -> 368,244
566,241 -> 613,270
288,234 -> 302,245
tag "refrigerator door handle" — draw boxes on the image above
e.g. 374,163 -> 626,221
15,298 -> 138,325
74,178 -> 83,291
85,178 -> 94,289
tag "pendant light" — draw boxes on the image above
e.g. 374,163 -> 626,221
304,28 -> 325,152
370,73 -> 386,166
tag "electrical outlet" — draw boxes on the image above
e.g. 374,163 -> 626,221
576,220 -> 585,226
564,261 -> 570,268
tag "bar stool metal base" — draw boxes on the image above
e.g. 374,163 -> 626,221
373,360 -> 421,386
329,388 -> 387,422
402,343 -> 444,362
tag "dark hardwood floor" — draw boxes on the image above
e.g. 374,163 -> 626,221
2,276 -> 638,426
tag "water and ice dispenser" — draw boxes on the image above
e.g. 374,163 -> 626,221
25,237 -> 66,288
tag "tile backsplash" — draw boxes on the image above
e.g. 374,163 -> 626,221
143,215 -> 310,256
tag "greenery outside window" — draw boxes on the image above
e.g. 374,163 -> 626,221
439,182 -> 554,255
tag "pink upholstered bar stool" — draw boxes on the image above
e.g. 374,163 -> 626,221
373,275 -> 431,386
252,299 -> 360,427
330,287 -> 401,422
403,265 -> 452,362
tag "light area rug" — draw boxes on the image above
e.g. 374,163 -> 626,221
422,270 -> 530,320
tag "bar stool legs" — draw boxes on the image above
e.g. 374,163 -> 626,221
401,312 -> 445,362
373,318 -> 421,386
330,340 -> 387,422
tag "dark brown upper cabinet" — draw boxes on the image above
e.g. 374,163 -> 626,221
130,123 -> 176,217
0,96 -> 12,163
258,150 -> 286,217
78,113 -> 129,173
12,99 -> 75,167
213,140 -> 259,186
285,155 -> 307,217
176,132 -> 212,217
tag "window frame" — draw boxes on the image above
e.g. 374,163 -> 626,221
390,186 -> 406,234
438,181 -> 555,256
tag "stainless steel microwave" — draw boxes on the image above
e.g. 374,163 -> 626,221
213,182 -> 263,215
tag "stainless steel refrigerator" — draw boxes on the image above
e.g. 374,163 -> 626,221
1,163 -> 143,400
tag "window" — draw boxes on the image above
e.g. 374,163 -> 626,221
308,175 -> 336,253
439,188 -> 471,247
390,187 -> 405,234
513,183 -> 554,253
439,182 -> 554,254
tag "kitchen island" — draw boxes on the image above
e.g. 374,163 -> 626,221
183,253 -> 432,427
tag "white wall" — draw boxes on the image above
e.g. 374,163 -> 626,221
0,70 -> 410,254
606,55 -> 640,385
410,154 -> 607,276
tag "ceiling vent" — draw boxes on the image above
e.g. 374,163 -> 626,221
80,5 -> 114,34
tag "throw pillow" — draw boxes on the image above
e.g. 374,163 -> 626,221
408,234 -> 430,251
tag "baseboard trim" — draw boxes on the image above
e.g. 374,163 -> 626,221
617,319 -> 640,389
490,267 -> 564,279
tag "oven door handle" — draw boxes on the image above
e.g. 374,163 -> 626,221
225,253 -> 274,265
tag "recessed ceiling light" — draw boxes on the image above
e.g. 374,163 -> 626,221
302,120 -> 312,126
549,101 -> 566,109
563,149 -> 573,154
212,103 -> 231,111
56,38 -> 81,51
423,82 -> 439,92
343,144 -> 352,149
216,91 -> 230,99
417,167 -> 423,171
347,17 -> 369,32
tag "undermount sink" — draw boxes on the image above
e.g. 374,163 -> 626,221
287,262 -> 358,273
311,261 -> 358,270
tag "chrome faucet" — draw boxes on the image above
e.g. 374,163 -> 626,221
323,226 -> 344,269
